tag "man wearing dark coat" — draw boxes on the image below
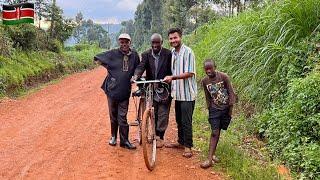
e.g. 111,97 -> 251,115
94,33 -> 140,150
132,33 -> 172,148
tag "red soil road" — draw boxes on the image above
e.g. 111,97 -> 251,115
0,67 -> 222,179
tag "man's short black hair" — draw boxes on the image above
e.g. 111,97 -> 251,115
204,59 -> 216,68
168,28 -> 183,37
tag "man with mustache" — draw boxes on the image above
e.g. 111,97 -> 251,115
163,28 -> 197,158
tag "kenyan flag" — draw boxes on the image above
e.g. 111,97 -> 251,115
2,3 -> 34,25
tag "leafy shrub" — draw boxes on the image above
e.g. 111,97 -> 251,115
6,24 -> 38,51
47,39 -> 63,53
258,71 -> 320,179
74,43 -> 92,51
0,25 -> 13,57
35,28 -> 50,51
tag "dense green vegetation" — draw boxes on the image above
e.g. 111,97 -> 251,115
0,45 -> 101,97
0,1 -> 107,97
72,12 -> 112,49
120,0 -> 251,49
1,0 -> 318,178
186,0 -> 320,178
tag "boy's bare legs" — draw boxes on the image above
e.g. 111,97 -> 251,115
200,129 -> 221,168
209,129 -> 221,160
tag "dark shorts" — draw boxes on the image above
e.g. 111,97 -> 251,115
209,107 -> 232,131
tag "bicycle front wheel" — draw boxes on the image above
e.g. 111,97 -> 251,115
141,108 -> 156,171
137,99 -> 145,145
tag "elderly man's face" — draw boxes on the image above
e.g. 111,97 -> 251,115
119,38 -> 130,53
151,37 -> 162,54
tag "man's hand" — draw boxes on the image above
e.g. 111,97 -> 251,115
163,76 -> 173,83
228,106 -> 233,117
94,59 -> 102,65
130,75 -> 138,83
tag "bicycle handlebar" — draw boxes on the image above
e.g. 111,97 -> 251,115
133,79 -> 164,84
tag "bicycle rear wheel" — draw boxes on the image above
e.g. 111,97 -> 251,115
141,108 -> 156,171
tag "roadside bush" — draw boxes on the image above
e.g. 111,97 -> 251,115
6,24 -> 38,51
0,25 -> 13,57
74,43 -> 92,51
35,28 -> 50,51
258,71 -> 320,179
47,39 -> 63,53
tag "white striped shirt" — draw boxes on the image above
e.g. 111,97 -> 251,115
171,44 -> 197,101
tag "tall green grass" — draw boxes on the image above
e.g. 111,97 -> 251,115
186,0 -> 320,106
186,0 -> 320,178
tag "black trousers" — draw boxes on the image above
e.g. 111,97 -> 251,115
154,99 -> 172,140
107,97 -> 130,144
175,100 -> 195,148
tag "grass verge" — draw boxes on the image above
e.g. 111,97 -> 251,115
193,91 -> 281,180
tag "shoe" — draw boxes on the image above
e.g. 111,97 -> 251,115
164,142 -> 184,149
156,137 -> 164,148
182,148 -> 193,158
120,141 -> 136,150
200,160 -> 213,169
109,136 -> 117,146
212,155 -> 220,163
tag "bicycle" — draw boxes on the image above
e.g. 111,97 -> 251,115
131,78 -> 169,171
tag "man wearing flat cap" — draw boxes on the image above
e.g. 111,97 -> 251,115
94,33 -> 140,150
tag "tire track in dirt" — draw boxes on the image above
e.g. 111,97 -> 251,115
0,67 -> 222,179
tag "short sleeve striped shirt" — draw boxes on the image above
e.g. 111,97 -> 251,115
171,44 -> 197,101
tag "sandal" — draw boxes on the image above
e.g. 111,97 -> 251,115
182,151 -> 193,158
212,155 -> 220,163
200,160 -> 213,169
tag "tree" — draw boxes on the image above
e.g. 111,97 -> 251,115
132,2 -> 152,48
73,12 -> 84,43
75,12 -> 84,25
71,18 -> 111,49
120,20 -> 135,38
146,0 -> 163,34
34,0 -> 50,28
44,1 -> 76,43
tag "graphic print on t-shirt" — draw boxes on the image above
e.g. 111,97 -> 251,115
206,81 -> 229,106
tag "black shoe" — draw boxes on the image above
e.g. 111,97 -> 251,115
109,136 -> 117,146
120,141 -> 136,150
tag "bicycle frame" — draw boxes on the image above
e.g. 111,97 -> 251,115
132,79 -> 168,171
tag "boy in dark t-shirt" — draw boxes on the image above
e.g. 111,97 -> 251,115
200,59 -> 236,168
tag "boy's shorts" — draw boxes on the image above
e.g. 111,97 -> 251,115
208,107 -> 232,130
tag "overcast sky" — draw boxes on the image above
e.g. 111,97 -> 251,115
56,0 -> 142,24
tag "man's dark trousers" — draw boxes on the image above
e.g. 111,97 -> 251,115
175,100 -> 195,148
154,98 -> 172,140
107,97 -> 130,144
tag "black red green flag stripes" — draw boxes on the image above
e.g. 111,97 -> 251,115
2,3 -> 34,25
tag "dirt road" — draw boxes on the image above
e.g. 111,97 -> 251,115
0,67 -> 222,179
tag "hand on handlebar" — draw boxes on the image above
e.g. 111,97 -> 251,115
130,75 -> 139,84
163,76 -> 173,83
